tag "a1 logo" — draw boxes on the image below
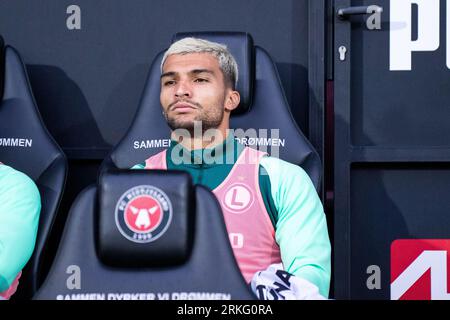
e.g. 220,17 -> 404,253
391,239 -> 450,300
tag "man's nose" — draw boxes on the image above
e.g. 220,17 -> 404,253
175,81 -> 192,98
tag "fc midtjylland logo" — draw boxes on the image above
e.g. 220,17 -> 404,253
391,239 -> 450,300
115,185 -> 172,244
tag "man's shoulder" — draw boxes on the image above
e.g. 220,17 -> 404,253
0,164 -> 40,202
0,164 -> 35,187
260,156 -> 309,180
259,155 -> 317,198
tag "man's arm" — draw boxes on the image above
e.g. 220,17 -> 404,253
0,165 -> 41,292
260,157 -> 331,298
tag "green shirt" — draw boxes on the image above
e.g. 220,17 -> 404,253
133,133 -> 331,297
0,164 -> 41,292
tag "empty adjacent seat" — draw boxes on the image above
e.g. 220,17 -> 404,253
0,36 -> 67,298
34,170 -> 255,300
100,32 -> 322,190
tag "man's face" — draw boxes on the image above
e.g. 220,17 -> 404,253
160,52 -> 230,132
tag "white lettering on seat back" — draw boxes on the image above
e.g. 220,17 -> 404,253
0,138 -> 33,147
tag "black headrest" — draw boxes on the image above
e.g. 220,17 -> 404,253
98,170 -> 194,267
172,32 -> 254,114
0,35 -> 4,102
0,45 -> 64,180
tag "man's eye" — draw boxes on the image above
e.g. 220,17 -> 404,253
194,78 -> 208,83
164,80 -> 175,86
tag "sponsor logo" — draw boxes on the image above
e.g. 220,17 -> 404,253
222,183 -> 254,213
390,0 -> 450,71
391,239 -> 450,300
115,185 -> 172,243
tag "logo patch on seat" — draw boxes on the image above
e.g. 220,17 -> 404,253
115,185 -> 172,243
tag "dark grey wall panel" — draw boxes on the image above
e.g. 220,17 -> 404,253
349,0 -> 450,147
350,164 -> 450,299
0,0 -> 311,159
334,0 -> 450,299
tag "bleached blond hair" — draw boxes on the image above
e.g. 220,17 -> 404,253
161,37 -> 239,89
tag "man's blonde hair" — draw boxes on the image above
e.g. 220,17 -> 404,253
161,37 -> 239,89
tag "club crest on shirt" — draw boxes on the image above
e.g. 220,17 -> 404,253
222,183 -> 254,213
115,185 -> 172,243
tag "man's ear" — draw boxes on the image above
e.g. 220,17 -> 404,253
225,90 -> 240,112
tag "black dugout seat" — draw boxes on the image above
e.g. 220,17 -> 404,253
100,32 -> 322,190
34,170 -> 255,300
0,36 -> 67,298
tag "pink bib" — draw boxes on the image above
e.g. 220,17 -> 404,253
144,146 -> 282,282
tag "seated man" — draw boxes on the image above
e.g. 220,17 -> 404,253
0,163 -> 41,300
133,37 -> 331,299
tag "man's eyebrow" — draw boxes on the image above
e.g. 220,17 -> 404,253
190,69 -> 214,75
160,71 -> 177,79
160,69 -> 214,79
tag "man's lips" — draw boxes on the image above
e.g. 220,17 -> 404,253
171,103 -> 197,112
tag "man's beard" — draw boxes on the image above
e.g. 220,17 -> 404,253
163,100 -> 225,134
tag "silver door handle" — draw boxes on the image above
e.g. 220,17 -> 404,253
337,5 -> 383,19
